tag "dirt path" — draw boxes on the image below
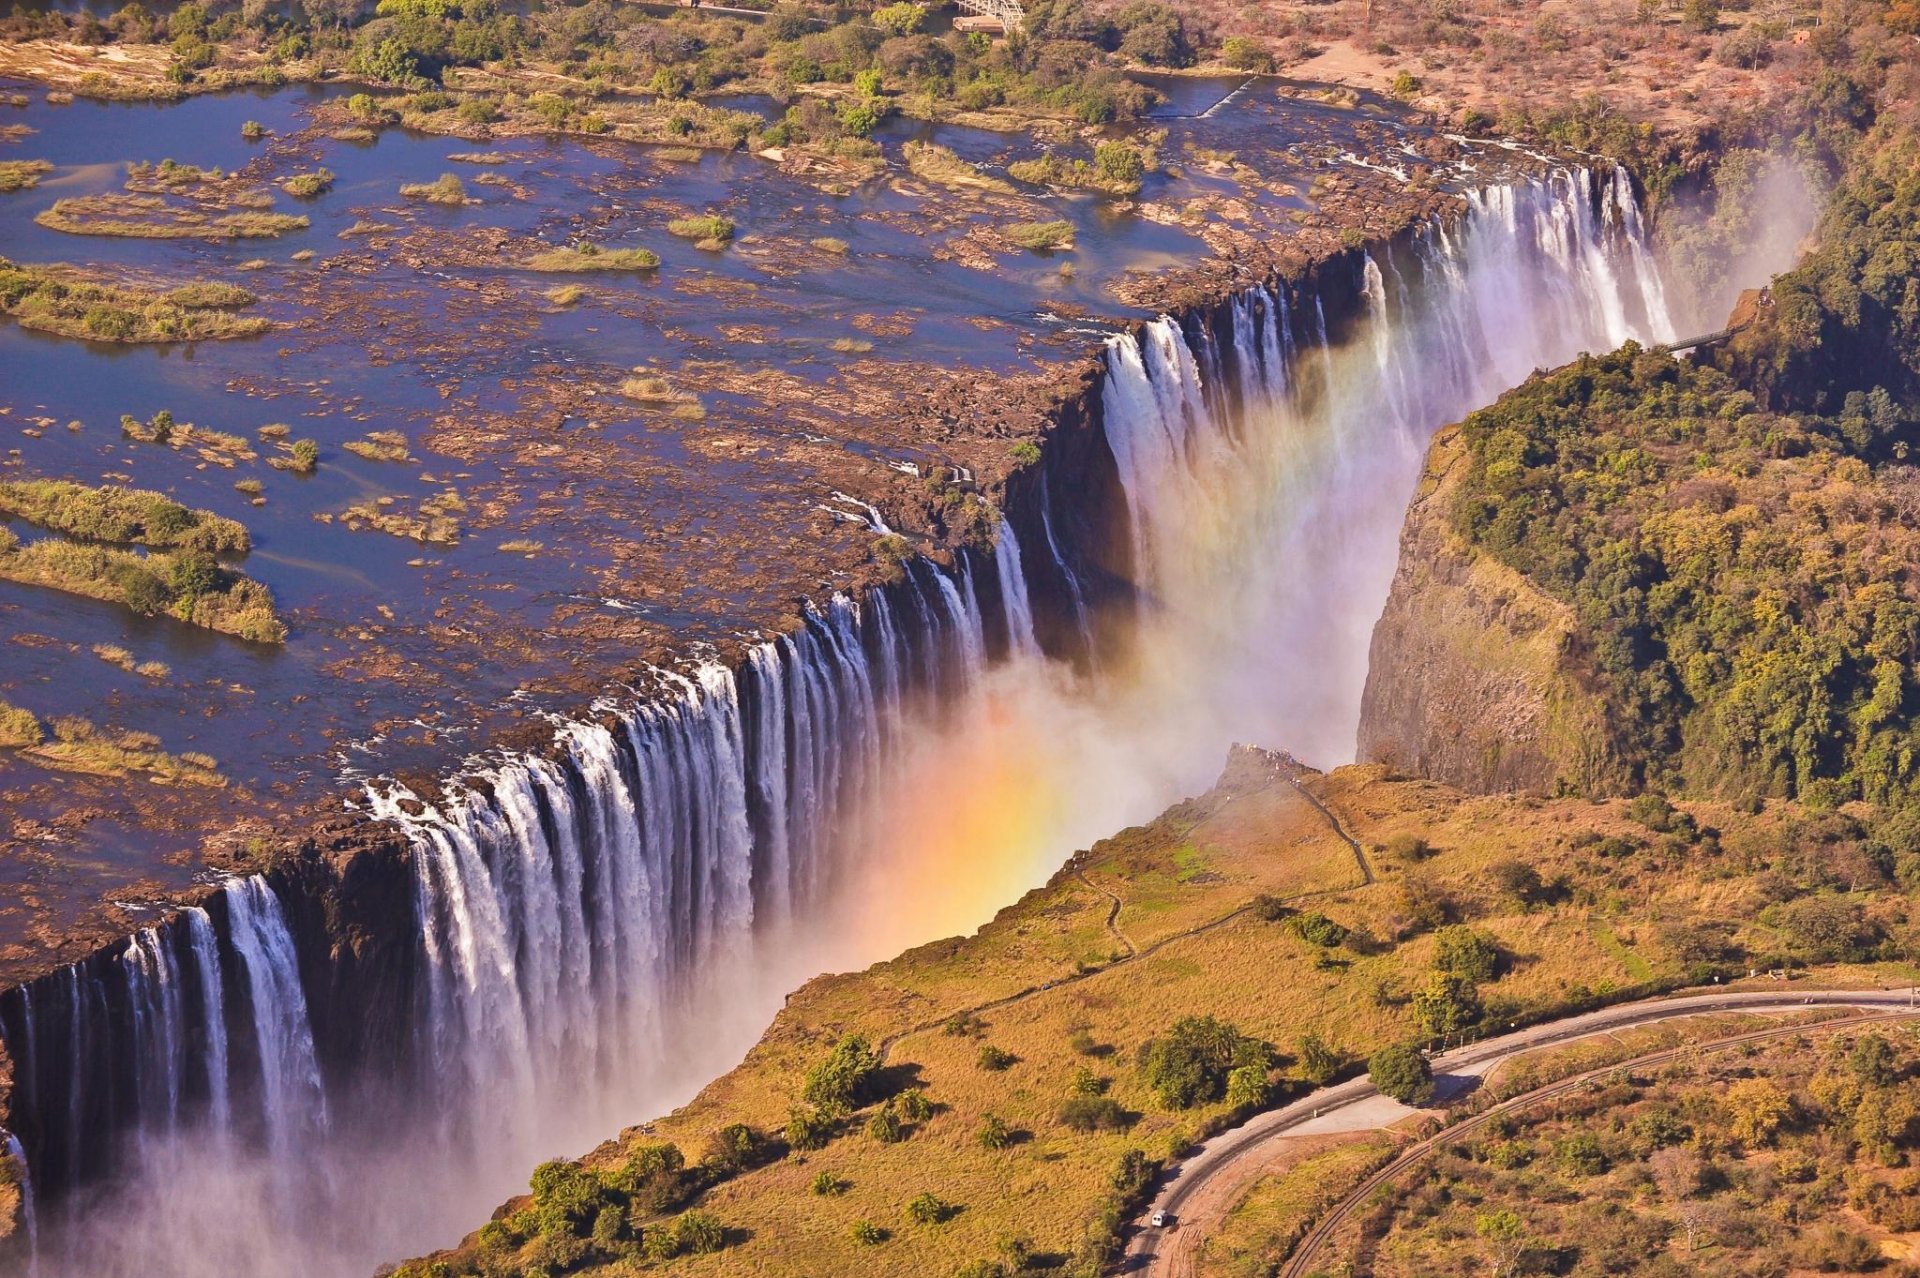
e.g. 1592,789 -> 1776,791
1121,988 -> 1920,1277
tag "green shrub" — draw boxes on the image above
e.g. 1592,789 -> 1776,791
1368,1043 -> 1433,1105
867,1104 -> 906,1144
803,1034 -> 882,1113
1431,926 -> 1501,982
1058,1095 -> 1131,1132
786,1104 -> 836,1150
1219,36 -> 1273,71
975,1114 -> 1011,1149
1139,1016 -> 1267,1109
1295,1033 -> 1341,1086
905,1192 -> 956,1225
849,1219 -> 888,1245
1002,220 -> 1073,251
977,1044 -> 1016,1071
1288,911 -> 1349,948
666,214 -> 735,243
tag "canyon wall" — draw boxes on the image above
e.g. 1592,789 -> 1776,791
1355,427 -> 1619,795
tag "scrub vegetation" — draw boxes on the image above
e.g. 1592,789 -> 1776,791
525,244 -> 660,272
0,159 -> 53,192
35,161 -> 310,239
0,480 -> 251,553
1350,1028 -> 1920,1278
0,525 -> 283,642
0,705 -> 225,786
0,257 -> 271,343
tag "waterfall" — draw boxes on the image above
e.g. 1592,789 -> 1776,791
0,162 -> 1713,1278
224,880 -> 328,1177
994,518 -> 1041,659
1092,164 -> 1676,768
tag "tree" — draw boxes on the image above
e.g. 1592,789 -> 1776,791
870,2 -> 924,35
674,1210 -> 725,1254
1556,1132 -> 1608,1176
1288,911 -> 1349,948
1226,1063 -> 1271,1109
803,1035 -> 881,1113
1431,926 -> 1501,982
1412,971 -> 1482,1037
1850,1034 -> 1898,1087
867,1105 -> 905,1144
976,1114 -> 1012,1149
1140,1017 -> 1262,1109
1368,1043 -> 1433,1105
1058,1096 -> 1131,1132
1296,1033 -> 1341,1086
1682,0 -> 1719,31
1489,859 -> 1545,907
785,1105 -> 835,1151
1093,141 -> 1145,189
1476,1209 -> 1528,1277
1723,1077 -> 1791,1146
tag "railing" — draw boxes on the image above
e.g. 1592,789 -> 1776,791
954,0 -> 1025,31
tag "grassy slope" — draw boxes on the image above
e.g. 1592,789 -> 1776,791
404,753 -> 1915,1277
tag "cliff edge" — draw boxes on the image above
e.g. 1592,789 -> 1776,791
1356,424 -> 1617,796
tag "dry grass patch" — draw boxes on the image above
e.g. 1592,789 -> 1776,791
544,284 -> 584,306
36,195 -> 307,240
0,159 -> 52,192
325,489 -> 465,544
24,715 -> 223,786
902,140 -> 1015,194
525,244 -> 659,272
399,173 -> 469,204
0,257 -> 270,343
342,430 -> 414,463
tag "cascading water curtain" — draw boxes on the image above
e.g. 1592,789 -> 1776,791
1094,164 -> 1677,770
0,163 -> 1707,1278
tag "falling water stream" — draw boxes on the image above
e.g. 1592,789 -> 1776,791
0,165 -> 1784,1277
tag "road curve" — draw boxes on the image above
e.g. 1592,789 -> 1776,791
1119,987 -> 1920,1278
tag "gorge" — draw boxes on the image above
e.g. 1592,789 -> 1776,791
0,139 -> 1775,1277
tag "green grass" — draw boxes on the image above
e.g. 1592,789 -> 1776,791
1002,220 -> 1074,252
666,214 -> 735,246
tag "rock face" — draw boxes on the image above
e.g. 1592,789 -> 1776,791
1356,426 -> 1620,795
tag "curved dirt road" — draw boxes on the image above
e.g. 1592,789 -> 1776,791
1120,987 -> 1919,1277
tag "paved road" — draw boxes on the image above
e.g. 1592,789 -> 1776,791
1119,987 -> 1920,1277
